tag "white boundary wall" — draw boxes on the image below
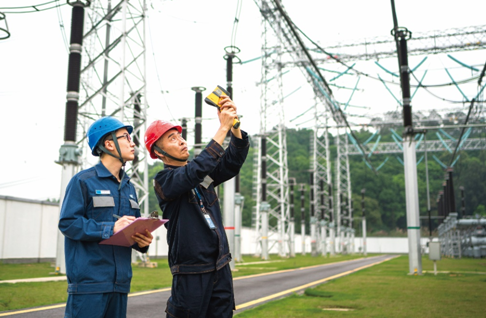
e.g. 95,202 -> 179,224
0,196 -> 59,263
0,196 -> 429,262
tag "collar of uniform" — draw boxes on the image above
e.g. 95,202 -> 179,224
94,162 -> 130,183
163,162 -> 188,170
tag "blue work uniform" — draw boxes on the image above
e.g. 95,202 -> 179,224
154,131 -> 249,318
59,162 -> 148,318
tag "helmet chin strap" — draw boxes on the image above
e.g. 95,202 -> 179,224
153,145 -> 186,162
98,132 -> 127,190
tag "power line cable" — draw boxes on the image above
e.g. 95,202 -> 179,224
270,0 -> 377,173
146,10 -> 175,122
230,0 -> 242,48
0,0 -> 69,14
54,0 -> 68,53
294,23 -> 485,104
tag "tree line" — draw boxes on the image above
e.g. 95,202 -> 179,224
146,126 -> 486,236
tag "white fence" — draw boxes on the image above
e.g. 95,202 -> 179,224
1,195 -> 429,263
0,195 -> 59,262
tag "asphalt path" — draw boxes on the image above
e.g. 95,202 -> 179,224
0,255 -> 394,317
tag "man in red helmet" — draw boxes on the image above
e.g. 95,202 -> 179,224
145,96 -> 249,317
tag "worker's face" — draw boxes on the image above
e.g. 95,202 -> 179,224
106,128 -> 136,161
157,128 -> 189,161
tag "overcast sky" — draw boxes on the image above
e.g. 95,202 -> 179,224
1,0 -> 485,201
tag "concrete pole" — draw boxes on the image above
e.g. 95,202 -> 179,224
289,179 -> 296,257
328,185 -> 335,256
321,219 -> 327,257
261,205 -> 269,260
234,193 -> 244,262
260,136 -> 269,260
361,189 -> 367,256
55,1 -> 88,274
224,177 -> 235,270
390,2 -> 422,274
300,184 -> 306,255
403,135 -> 422,274
309,172 -> 317,256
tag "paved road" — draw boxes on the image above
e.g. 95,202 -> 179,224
0,255 -> 394,317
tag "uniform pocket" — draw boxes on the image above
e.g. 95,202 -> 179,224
165,299 -> 190,318
90,196 -> 115,221
129,199 -> 139,209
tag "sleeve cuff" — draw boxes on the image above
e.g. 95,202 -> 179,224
206,139 -> 225,158
102,223 -> 114,239
231,130 -> 249,148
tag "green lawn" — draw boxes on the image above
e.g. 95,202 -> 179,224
1,254 -> 485,316
235,256 -> 486,318
0,254 -> 363,312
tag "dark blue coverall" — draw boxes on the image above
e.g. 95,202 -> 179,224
59,162 -> 148,318
154,131 -> 249,318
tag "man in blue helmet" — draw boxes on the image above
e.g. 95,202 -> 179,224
59,116 -> 153,318
144,96 -> 249,317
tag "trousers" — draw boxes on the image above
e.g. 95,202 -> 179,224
64,292 -> 127,318
166,264 -> 235,318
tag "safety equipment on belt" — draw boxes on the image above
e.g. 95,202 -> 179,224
144,120 -> 184,161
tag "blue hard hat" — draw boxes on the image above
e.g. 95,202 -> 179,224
87,117 -> 133,156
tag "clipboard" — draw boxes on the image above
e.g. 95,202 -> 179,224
99,218 -> 168,247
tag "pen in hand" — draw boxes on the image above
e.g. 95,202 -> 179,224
113,214 -> 121,219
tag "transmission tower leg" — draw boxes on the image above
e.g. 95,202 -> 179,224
403,135 -> 423,274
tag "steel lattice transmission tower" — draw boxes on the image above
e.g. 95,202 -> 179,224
253,0 -> 364,257
253,0 -> 290,258
78,0 -> 150,214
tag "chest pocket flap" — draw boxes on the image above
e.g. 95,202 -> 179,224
129,199 -> 140,209
93,196 -> 115,207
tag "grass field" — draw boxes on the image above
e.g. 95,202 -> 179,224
0,254 -> 363,312
1,254 -> 485,316
234,256 -> 486,317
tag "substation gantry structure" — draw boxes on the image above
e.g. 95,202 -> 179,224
251,0 -> 486,258
252,0 -> 358,258
56,0 -> 150,273
76,0 -> 150,212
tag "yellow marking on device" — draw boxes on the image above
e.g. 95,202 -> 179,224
204,85 -> 240,129
235,255 -> 397,310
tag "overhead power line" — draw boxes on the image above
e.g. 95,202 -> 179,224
0,0 -> 69,14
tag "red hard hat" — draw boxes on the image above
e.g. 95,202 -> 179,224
144,120 -> 182,159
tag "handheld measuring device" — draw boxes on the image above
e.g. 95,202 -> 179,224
204,85 -> 240,129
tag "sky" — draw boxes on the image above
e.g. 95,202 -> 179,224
0,0 -> 485,201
